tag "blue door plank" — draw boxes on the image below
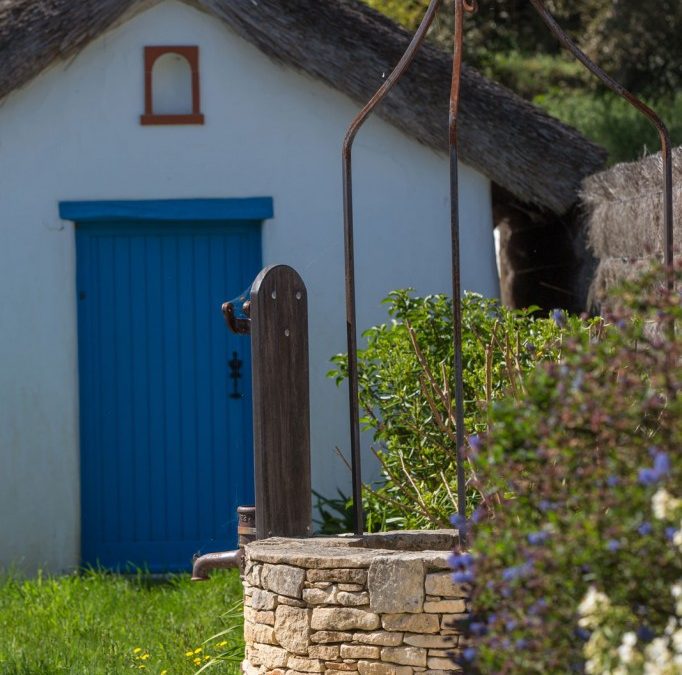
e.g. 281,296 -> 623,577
193,234 -> 214,545
76,220 -> 260,571
207,235 -> 227,543
130,236 -> 152,544
114,236 -> 135,549
177,232 -> 199,543
160,233 -> 184,552
97,236 -> 120,547
77,233 -> 95,564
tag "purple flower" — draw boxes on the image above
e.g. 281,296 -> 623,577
638,452 -> 671,485
471,506 -> 486,524
506,619 -> 518,631
653,452 -> 670,476
451,513 -> 468,530
469,622 -> 487,636
576,627 -> 591,641
571,371 -> 584,391
666,527 -> 678,541
452,571 -> 475,585
638,521 -> 653,536
638,468 -> 660,486
502,562 -> 533,582
462,648 -> 476,662
527,531 -> 550,545
539,500 -> 557,512
606,475 -> 620,487
450,552 -> 474,569
528,599 -> 548,615
637,625 -> 655,643
468,434 -> 482,453
515,638 -> 528,649
551,309 -> 567,328
502,567 -> 520,582
606,539 -> 621,552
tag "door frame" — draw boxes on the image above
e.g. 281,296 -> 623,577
60,197 -> 273,570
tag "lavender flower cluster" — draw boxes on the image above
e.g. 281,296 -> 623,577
448,265 -> 682,673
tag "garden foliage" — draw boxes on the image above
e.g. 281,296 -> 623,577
457,267 -> 682,673
364,0 -> 682,164
328,290 -> 588,530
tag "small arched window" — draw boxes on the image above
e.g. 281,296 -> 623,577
141,46 -> 204,125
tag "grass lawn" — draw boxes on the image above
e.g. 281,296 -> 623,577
0,569 -> 244,675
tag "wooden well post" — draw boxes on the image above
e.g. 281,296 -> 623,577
249,264 -> 312,539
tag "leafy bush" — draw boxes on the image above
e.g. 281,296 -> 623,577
534,90 -> 682,165
458,266 -> 682,673
328,291 -> 589,530
365,0 -> 682,100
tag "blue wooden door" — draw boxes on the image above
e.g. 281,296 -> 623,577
76,221 -> 259,571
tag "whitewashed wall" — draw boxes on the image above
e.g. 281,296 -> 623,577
0,0 -> 498,573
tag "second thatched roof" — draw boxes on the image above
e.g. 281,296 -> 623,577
582,146 -> 682,305
0,0 -> 606,215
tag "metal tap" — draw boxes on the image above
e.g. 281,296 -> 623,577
191,506 -> 256,581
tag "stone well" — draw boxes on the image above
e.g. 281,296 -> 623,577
241,531 -> 468,675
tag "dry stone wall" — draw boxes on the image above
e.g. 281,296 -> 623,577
241,532 -> 467,675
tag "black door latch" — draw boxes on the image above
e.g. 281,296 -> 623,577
228,351 -> 243,399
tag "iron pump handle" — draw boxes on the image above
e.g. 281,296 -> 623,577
222,299 -> 251,335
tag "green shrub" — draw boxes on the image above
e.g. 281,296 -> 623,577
459,266 -> 682,672
534,90 -> 682,165
328,291 -> 592,530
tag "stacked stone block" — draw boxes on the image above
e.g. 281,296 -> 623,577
241,534 -> 468,675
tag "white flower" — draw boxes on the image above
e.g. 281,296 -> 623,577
644,637 -> 673,671
652,489 -> 681,521
579,586 -> 611,627
672,628 -> 682,654
673,525 -> 682,552
618,631 -> 638,664
672,582 -> 682,616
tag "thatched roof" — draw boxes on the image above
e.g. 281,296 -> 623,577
582,146 -> 682,305
0,0 -> 606,214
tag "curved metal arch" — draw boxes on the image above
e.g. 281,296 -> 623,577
342,0 -> 444,535
342,0 -> 476,538
529,0 -> 674,290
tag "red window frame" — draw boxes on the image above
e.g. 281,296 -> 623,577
140,46 -> 204,125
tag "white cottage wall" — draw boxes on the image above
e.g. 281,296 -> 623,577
0,0 -> 498,573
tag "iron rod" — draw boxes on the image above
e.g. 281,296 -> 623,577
342,0 -> 443,535
529,0 -> 674,290
449,0 -> 476,547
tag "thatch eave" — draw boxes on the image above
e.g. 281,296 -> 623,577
0,0 -> 606,215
